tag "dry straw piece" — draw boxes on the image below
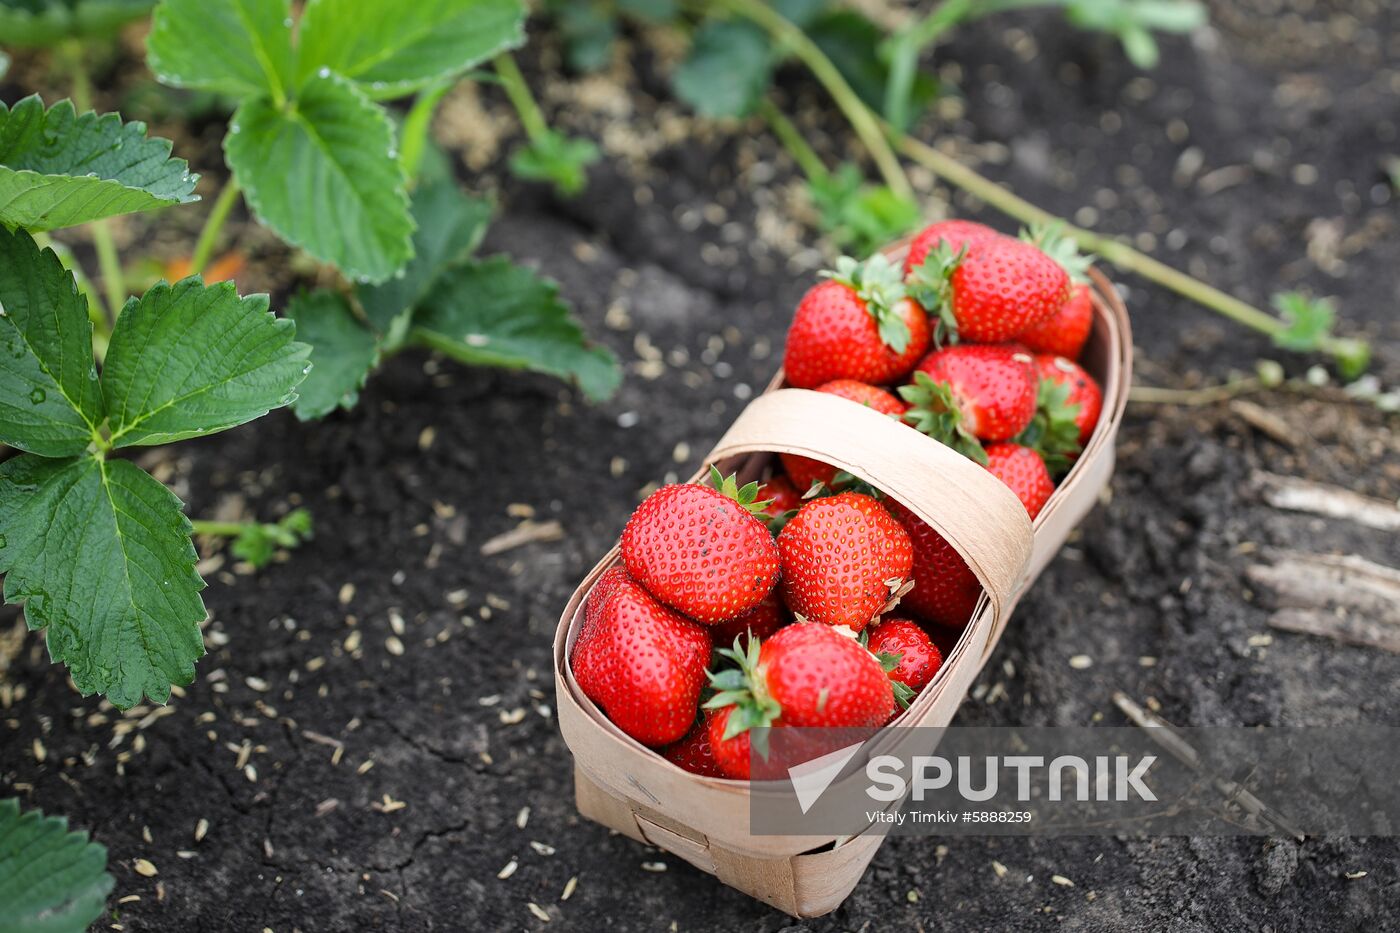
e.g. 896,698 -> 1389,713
553,236 -> 1133,917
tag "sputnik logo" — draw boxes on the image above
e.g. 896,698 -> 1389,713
787,742 -> 866,814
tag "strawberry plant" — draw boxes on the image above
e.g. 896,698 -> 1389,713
0,798 -> 112,933
143,0 -> 618,416
0,95 -> 311,708
0,0 -> 153,48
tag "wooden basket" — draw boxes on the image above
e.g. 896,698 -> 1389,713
553,243 -> 1133,917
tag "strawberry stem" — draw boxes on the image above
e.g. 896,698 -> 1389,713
898,372 -> 989,466
820,254 -> 911,353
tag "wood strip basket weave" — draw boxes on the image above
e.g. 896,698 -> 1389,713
553,235 -> 1133,918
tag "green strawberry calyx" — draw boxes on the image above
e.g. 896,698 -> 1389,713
707,465 -> 774,517
1013,376 -> 1083,478
858,631 -> 916,710
907,241 -> 967,347
1021,221 -> 1094,284
703,635 -> 780,757
898,371 -> 989,466
821,253 -> 913,354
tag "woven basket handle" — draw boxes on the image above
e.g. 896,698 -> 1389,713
705,388 -> 1033,620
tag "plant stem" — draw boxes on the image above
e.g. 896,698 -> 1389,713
399,80 -> 452,181
758,99 -> 828,182
91,221 -> 126,323
718,0 -> 914,202
892,132 -> 1362,358
1128,378 -> 1262,406
60,42 -> 127,325
189,519 -> 256,537
882,0 -> 975,129
189,177 -> 241,278
493,52 -> 549,143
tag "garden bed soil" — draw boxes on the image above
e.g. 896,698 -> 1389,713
3,5 -> 1400,930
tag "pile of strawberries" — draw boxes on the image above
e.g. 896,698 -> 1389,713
572,219 -> 1104,780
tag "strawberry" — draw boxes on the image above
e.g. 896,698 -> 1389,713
902,219 -> 1001,277
778,493 -> 912,631
780,380 -> 908,494
663,719 -> 726,777
867,618 -> 943,698
1019,282 -> 1094,359
900,344 -> 1038,461
706,707 -> 758,780
756,475 -> 803,524
705,624 -> 895,778
571,576 -> 712,747
784,254 -> 930,388
908,236 -> 1069,344
583,565 -> 631,634
984,442 -> 1054,519
884,499 -> 982,629
620,467 -> 780,624
709,590 -> 788,650
1010,354 -> 1102,479
1034,354 -> 1102,447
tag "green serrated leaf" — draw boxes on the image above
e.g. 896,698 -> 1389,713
102,277 -> 310,447
1270,291 -> 1335,353
0,227 -> 103,458
227,507 -> 313,567
284,290 -> 378,420
296,0 -> 526,100
0,798 -> 112,933
0,0 -> 153,47
358,177 -> 493,342
508,129 -> 600,197
226,72 -> 414,283
147,0 -> 296,101
808,163 -> 920,256
672,18 -> 772,118
0,95 -> 198,231
410,256 -> 620,401
0,453 -> 206,708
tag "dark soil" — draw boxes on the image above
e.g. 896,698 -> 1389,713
4,5 -> 1400,932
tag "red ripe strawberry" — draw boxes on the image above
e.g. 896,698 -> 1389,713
884,499 -> 982,629
571,577 -> 712,747
909,237 -> 1069,344
709,590 -> 788,651
663,719 -> 726,777
903,219 -> 1001,276
900,344 -> 1038,462
583,565 -> 631,634
867,618 -> 943,697
784,255 -> 930,388
621,467 -> 780,624
705,625 -> 894,778
984,442 -> 1054,519
1019,282 -> 1094,359
1034,354 -> 1102,447
706,707 -> 758,780
780,380 -> 908,494
778,493 -> 913,631
756,475 -> 803,523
